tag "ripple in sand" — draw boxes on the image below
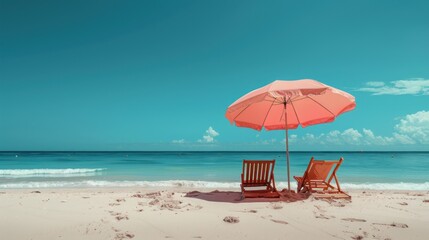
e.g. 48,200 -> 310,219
315,213 -> 335,219
341,218 -> 367,222
372,222 -> 408,228
270,219 -> 288,224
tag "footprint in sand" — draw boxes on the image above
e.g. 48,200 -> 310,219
341,218 -> 367,222
160,200 -> 183,210
313,205 -> 334,219
109,211 -> 129,221
131,193 -> 144,198
223,216 -> 239,223
145,191 -> 162,199
314,205 -> 326,212
327,200 -> 348,207
115,232 -> 134,240
149,199 -> 160,206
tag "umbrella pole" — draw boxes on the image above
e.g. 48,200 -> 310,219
284,101 -> 291,191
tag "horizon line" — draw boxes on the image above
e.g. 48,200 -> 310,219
1,150 -> 429,153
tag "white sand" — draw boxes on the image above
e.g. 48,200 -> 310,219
0,188 -> 428,240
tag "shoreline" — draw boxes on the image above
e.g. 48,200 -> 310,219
1,188 -> 428,240
1,181 -> 428,191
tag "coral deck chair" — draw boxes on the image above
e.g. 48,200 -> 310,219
241,160 -> 280,199
294,157 -> 350,198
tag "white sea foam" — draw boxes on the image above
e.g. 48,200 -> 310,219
0,168 -> 105,178
0,180 -> 428,190
341,182 -> 429,191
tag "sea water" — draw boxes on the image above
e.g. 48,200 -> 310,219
0,151 -> 428,190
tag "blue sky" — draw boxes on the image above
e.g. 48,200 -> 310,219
1,0 -> 428,151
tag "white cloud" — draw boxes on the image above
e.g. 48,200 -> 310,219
361,128 -> 395,145
206,127 -> 219,137
289,135 -> 298,143
198,126 -> 219,143
395,111 -> 429,144
358,78 -> 429,95
366,81 -> 385,87
256,138 -> 277,145
296,128 -> 391,146
172,139 -> 185,144
392,133 -> 415,145
341,128 -> 363,145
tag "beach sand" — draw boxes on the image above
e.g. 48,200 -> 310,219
0,188 -> 428,240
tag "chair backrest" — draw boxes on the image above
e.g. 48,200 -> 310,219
242,160 -> 275,184
304,157 -> 343,181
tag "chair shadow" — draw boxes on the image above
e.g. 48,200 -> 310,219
185,190 -> 310,203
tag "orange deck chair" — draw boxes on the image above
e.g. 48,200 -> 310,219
241,160 -> 280,199
294,157 -> 349,197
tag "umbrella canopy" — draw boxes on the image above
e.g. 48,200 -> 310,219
225,79 -> 356,191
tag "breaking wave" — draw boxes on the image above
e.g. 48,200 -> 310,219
0,180 -> 428,190
0,168 -> 105,178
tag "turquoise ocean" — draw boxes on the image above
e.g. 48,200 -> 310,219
0,151 -> 428,190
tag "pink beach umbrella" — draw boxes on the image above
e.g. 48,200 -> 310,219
225,79 -> 356,191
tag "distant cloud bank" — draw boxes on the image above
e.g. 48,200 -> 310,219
358,78 -> 429,95
265,111 -> 429,146
172,139 -> 185,144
